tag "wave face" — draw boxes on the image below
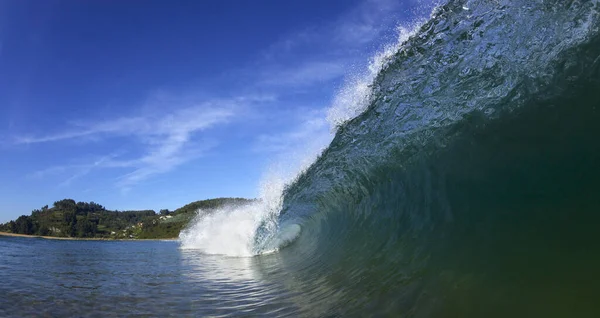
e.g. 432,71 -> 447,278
183,0 -> 600,316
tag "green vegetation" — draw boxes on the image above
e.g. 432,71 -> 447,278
0,198 -> 253,239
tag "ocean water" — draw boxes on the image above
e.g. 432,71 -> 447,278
0,237 -> 301,317
4,0 -> 600,317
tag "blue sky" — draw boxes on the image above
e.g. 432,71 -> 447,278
0,0 -> 432,222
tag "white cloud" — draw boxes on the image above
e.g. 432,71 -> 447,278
16,105 -> 232,145
259,61 -> 347,87
17,0 -> 436,194
253,108 -> 334,186
260,28 -> 317,61
21,97 -> 257,190
332,0 -> 403,45
245,0 -> 424,101
29,153 -> 122,186
254,109 -> 330,153
260,0 -> 403,62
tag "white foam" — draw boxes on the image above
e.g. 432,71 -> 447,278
179,17 -> 430,258
179,173 -> 286,257
179,127 -> 328,257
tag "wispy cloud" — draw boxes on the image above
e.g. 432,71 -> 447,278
248,0 -> 418,173
113,138 -> 218,191
16,0 -> 431,195
29,153 -> 122,186
259,61 -> 347,87
22,96 -> 260,190
254,108 -> 330,153
245,0 -> 414,100
253,108 -> 334,183
260,0 -> 403,61
15,105 -> 232,145
332,0 -> 403,45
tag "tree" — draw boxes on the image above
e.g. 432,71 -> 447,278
3,197 -> 252,239
38,226 -> 50,236
89,202 -> 104,212
61,211 -> 77,237
54,199 -> 77,212
15,216 -> 33,235
76,217 -> 97,238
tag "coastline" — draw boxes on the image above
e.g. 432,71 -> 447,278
0,232 -> 178,242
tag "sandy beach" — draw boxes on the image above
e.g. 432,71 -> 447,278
0,232 -> 178,241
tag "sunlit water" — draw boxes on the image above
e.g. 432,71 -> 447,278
0,237 -> 299,317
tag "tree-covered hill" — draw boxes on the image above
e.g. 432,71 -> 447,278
0,198 -> 253,239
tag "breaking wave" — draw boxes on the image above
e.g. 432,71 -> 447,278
181,0 -> 600,315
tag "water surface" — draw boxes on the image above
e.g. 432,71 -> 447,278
0,237 -> 297,317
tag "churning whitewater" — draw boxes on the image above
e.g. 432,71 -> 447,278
180,173 -> 290,256
181,0 -> 600,316
179,7 -> 426,258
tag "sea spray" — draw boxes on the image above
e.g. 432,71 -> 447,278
264,0 -> 600,316
177,1 -> 600,316
179,172 -> 286,257
179,19 -> 431,257
327,20 -> 427,128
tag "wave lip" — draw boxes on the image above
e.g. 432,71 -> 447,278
280,0 -> 600,213
176,0 -> 600,316
253,0 -> 600,316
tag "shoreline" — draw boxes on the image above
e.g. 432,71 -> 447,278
0,232 -> 178,242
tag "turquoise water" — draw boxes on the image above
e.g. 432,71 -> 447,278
4,0 -> 600,316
